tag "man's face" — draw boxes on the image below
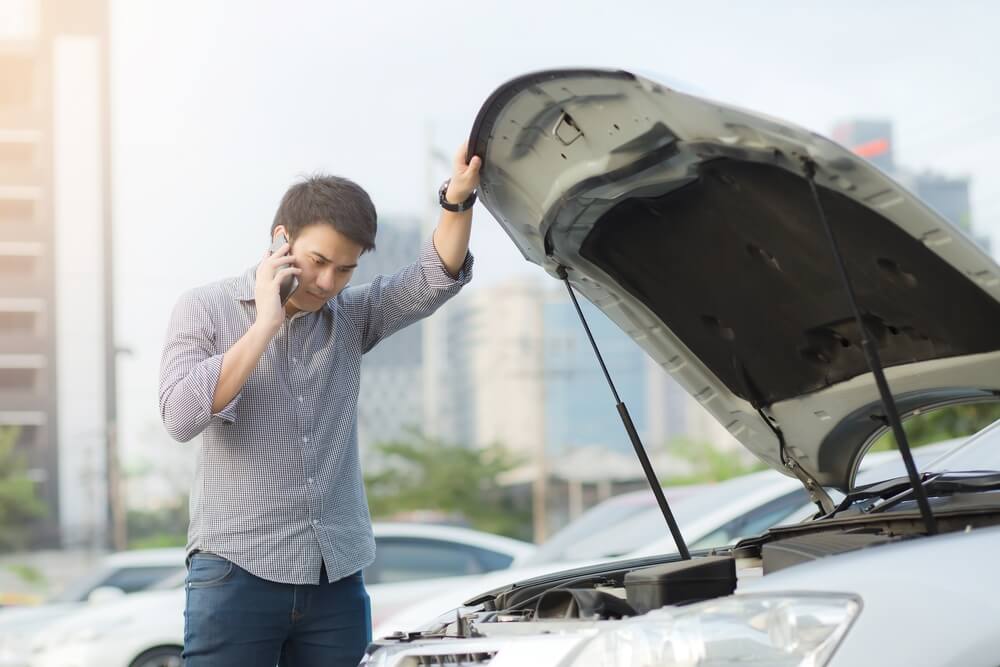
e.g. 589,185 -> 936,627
279,223 -> 364,313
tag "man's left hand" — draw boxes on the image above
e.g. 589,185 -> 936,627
445,141 -> 482,205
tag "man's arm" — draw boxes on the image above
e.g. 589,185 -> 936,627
158,243 -> 300,441
432,142 -> 481,277
210,242 -> 300,411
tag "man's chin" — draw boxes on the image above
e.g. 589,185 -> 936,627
289,291 -> 331,312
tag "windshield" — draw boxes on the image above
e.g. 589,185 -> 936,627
922,418 -> 1000,473
520,484 -> 706,565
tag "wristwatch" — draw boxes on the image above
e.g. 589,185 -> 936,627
438,178 -> 477,212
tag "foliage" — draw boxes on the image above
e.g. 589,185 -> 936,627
0,427 -> 47,552
126,502 -> 189,549
870,402 -> 1000,452
660,437 -> 767,486
364,432 -> 529,539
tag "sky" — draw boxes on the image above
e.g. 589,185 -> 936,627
108,0 -> 1000,462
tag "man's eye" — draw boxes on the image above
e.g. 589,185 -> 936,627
338,267 -> 353,274
313,258 -> 325,265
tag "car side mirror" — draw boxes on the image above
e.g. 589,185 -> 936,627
86,586 -> 125,604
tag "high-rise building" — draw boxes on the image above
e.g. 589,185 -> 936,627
831,119 -> 895,173
353,218 -> 424,450
542,290 -> 647,456
0,0 -> 113,548
833,118 -> 989,253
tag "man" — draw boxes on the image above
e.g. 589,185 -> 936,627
158,144 -> 481,666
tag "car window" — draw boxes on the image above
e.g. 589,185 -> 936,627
471,547 -> 515,572
689,488 -> 810,551
365,538 -> 486,584
97,565 -> 182,594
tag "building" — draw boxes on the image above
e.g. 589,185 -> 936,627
0,0 -> 114,548
833,118 -> 989,252
353,217 -> 425,451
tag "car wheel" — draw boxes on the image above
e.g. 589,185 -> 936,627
128,646 -> 183,667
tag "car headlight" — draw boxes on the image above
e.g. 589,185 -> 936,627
566,594 -> 860,667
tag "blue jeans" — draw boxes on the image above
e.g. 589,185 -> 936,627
183,552 -> 371,667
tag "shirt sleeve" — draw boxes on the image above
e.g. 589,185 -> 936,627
345,237 -> 474,354
158,289 -> 241,442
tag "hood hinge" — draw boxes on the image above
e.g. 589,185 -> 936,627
783,453 -> 835,514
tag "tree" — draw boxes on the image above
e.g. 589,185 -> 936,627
0,426 -> 47,551
660,437 -> 767,486
871,402 -> 1000,452
364,432 -> 529,539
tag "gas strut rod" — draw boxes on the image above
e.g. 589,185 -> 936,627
802,159 -> 937,535
557,266 -> 692,559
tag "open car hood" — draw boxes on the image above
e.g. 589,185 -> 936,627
468,68 -> 1000,492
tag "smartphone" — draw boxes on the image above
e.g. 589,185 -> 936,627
269,232 -> 299,305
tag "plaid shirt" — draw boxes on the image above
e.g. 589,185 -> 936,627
159,239 -> 473,584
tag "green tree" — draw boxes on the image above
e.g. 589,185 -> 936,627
660,437 -> 767,486
870,402 -> 1000,452
364,432 -> 529,539
0,426 -> 47,551
127,502 -> 189,549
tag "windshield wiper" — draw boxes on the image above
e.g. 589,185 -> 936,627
866,471 -> 1000,515
803,159 -> 937,535
557,266 -> 691,560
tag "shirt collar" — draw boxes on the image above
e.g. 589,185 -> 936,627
231,264 -> 338,316
232,265 -> 257,302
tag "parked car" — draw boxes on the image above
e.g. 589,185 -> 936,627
22,523 -> 532,667
372,442 -> 952,638
0,548 -> 184,666
360,68 -> 1000,667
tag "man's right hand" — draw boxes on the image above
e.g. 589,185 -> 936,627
254,242 -> 300,335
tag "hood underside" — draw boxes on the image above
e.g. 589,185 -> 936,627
468,69 -> 1000,491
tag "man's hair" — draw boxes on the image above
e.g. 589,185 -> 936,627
270,174 -> 377,252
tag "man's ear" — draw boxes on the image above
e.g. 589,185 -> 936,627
272,225 -> 289,243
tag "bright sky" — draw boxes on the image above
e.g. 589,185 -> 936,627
110,0 -> 1000,460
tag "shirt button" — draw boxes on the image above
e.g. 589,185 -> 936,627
302,436 -> 309,443
297,395 -> 304,403
312,519 -> 319,525
307,477 -> 314,484
292,357 -> 298,364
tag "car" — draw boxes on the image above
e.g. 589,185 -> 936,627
0,548 -> 184,667
372,441 -> 953,637
22,523 -> 533,667
360,68 -> 1000,667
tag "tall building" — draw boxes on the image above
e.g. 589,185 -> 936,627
0,0 -> 113,548
542,290 -> 647,456
353,218 -> 424,450
831,119 -> 895,172
833,118 -> 989,252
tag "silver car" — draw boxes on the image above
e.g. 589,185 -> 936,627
361,68 -> 1000,667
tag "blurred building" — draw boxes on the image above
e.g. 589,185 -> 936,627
833,117 -> 989,252
353,218 -> 425,450
429,276 -> 740,457
831,119 -> 896,173
0,0 -> 114,548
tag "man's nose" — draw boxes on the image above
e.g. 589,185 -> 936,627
315,269 -> 336,292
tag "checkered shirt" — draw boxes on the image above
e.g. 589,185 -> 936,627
158,238 -> 473,584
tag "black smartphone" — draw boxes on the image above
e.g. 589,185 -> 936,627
269,232 -> 299,305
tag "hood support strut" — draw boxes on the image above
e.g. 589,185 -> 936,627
803,159 -> 937,535
557,266 -> 692,560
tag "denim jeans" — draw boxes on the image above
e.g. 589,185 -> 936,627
182,552 -> 371,667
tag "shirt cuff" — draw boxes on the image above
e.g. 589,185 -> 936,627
421,237 -> 474,289
194,354 -> 242,424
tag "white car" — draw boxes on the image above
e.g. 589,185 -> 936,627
0,548 -> 184,666
360,68 -> 1000,667
372,443 -> 950,638
23,523 -> 532,667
